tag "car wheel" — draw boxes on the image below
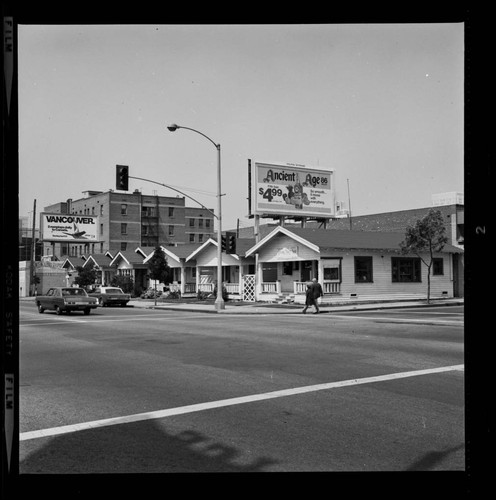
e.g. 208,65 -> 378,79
37,303 -> 45,314
55,306 -> 62,315
84,308 -> 91,315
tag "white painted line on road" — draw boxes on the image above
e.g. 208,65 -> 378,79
20,364 -> 464,442
329,314 -> 463,325
20,313 -> 215,327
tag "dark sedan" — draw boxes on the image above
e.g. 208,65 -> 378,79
36,287 -> 98,315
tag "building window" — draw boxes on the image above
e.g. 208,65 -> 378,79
354,256 -> 373,283
121,204 -> 127,215
100,243 -> 103,253
433,258 -> 444,276
324,267 -> 340,281
392,257 -> 421,283
142,206 -> 156,217
189,234 -> 195,243
206,219 -> 211,229
121,223 -> 127,235
169,207 -> 174,217
142,225 -> 149,236
100,224 -> 104,235
100,205 -> 104,215
168,225 -> 174,236
189,218 -> 195,227
199,234 -> 204,243
198,218 -> 204,228
121,242 -> 127,251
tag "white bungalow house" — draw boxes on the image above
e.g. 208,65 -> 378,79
108,250 -> 149,294
142,243 -> 202,295
185,238 -> 256,298
243,226 -> 464,304
81,252 -> 116,286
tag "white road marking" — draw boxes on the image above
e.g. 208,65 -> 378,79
20,364 -> 464,441
329,314 -> 462,325
20,313 -> 215,327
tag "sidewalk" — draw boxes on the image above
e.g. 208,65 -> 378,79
128,297 -> 464,314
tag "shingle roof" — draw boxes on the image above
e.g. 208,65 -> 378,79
165,243 -> 203,259
111,251 -> 147,265
84,253 -> 113,267
234,238 -> 256,256
246,227 -> 463,256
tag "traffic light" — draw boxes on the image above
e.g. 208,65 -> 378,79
221,235 -> 227,252
116,165 -> 129,191
226,232 -> 236,254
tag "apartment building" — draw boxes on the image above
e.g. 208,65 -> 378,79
43,189 -> 215,258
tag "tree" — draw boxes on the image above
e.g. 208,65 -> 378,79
147,247 -> 172,304
399,209 -> 448,303
74,265 -> 98,289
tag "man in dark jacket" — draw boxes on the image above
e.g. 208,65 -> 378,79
302,278 -> 323,314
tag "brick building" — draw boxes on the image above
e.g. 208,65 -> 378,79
42,189 -> 215,258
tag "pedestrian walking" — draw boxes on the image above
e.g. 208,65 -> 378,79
302,278 -> 323,314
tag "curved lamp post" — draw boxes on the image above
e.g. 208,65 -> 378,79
167,124 -> 225,311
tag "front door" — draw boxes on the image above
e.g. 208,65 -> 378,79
301,260 -> 313,282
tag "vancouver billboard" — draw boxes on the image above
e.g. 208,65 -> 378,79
40,213 -> 99,242
251,161 -> 334,218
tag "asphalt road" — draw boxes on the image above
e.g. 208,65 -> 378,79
18,301 -> 464,477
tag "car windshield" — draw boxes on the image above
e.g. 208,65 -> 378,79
62,289 -> 86,296
106,288 -> 123,294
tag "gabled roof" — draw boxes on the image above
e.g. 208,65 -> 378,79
186,238 -> 218,262
245,227 -> 319,257
245,226 -> 464,256
135,246 -> 157,258
109,251 -> 147,267
234,238 -> 256,257
59,256 -> 86,269
164,243 -> 203,261
142,243 -> 203,264
82,253 -> 114,268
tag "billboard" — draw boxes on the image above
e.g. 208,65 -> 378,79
251,161 -> 335,218
40,213 -> 99,242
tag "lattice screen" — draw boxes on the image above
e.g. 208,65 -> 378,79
242,274 -> 256,302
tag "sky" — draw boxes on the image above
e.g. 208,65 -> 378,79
18,23 -> 464,231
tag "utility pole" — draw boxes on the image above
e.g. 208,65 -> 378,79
347,179 -> 352,230
30,199 -> 36,295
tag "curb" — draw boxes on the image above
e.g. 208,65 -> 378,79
129,299 -> 464,315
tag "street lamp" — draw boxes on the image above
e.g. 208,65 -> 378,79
167,123 -> 225,310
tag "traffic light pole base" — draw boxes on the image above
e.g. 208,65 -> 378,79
215,298 -> 226,311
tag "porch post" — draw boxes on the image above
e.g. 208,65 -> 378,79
318,259 -> 324,286
256,254 -> 263,300
180,266 -> 186,294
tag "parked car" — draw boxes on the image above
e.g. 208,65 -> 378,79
36,287 -> 98,315
88,286 -> 131,307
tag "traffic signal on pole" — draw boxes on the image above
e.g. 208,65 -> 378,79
226,232 -> 236,254
116,165 -> 129,191
221,235 -> 227,252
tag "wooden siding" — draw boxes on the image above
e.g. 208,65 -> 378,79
260,234 -> 320,262
256,240 -> 455,299
325,251 -> 454,299
194,245 -> 240,267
